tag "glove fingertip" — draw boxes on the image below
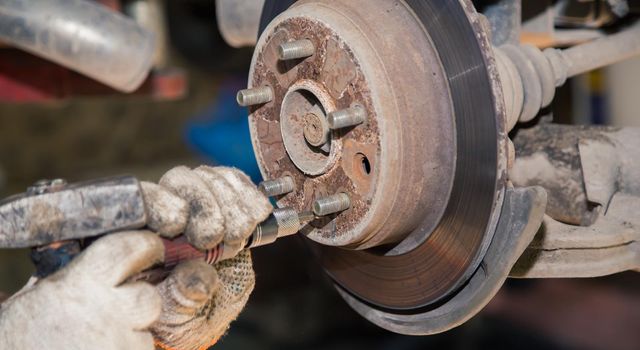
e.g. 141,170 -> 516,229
158,166 -> 192,185
219,167 -> 273,226
140,182 -> 188,238
196,166 -> 272,245
186,223 -> 224,250
168,260 -> 219,305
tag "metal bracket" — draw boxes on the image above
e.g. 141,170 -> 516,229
511,125 -> 640,278
511,194 -> 640,277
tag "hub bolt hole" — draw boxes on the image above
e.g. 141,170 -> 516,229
356,153 -> 372,176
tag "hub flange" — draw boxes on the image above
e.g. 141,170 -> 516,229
249,0 -> 456,252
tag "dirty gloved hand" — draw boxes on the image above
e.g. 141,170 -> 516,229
140,166 -> 272,349
0,231 -> 164,350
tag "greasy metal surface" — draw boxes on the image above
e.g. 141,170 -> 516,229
255,0 -> 507,310
340,187 -> 546,335
511,124 -> 617,225
0,176 -> 146,248
511,126 -> 640,278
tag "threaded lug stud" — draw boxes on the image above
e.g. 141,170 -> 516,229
327,106 -> 366,130
258,177 -> 295,197
237,86 -> 273,107
278,39 -> 315,61
313,193 -> 351,216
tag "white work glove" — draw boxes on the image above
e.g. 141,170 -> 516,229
0,231 -> 164,350
140,166 -> 272,349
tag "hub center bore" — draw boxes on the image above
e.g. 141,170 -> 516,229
280,80 -> 337,176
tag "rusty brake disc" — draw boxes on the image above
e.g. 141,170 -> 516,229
252,0 -> 507,313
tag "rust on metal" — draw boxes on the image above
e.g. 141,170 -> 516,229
251,0 -> 509,313
249,14 -> 381,246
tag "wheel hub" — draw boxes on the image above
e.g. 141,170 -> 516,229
250,0 -> 507,315
249,0 -> 456,252
280,80 -> 336,175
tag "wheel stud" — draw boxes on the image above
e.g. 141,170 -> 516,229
258,177 -> 295,197
237,86 -> 273,107
278,39 -> 315,61
328,106 -> 366,130
313,193 -> 351,216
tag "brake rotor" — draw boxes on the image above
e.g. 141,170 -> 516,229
250,0 -> 507,313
